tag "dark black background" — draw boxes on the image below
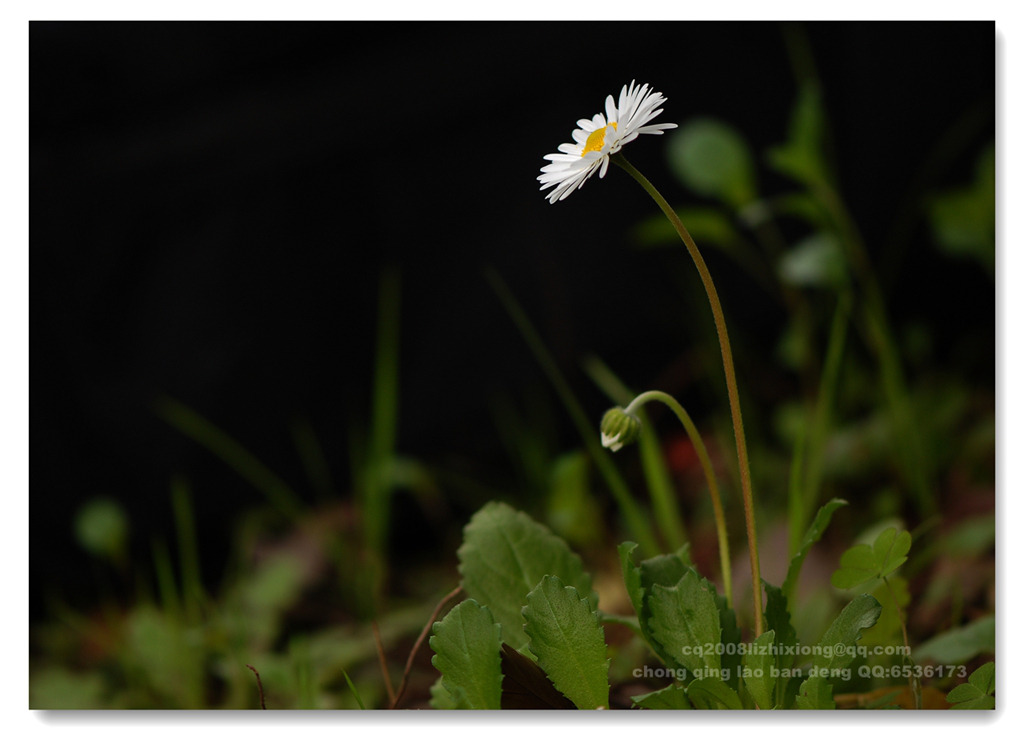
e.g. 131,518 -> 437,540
30,21 -> 995,616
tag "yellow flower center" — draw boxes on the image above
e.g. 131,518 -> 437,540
582,122 -> 617,155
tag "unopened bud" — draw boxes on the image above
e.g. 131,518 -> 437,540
600,407 -> 642,452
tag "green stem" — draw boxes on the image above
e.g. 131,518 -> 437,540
789,291 -> 850,556
624,390 -> 732,607
883,576 -> 921,709
613,154 -> 762,636
584,355 -> 688,550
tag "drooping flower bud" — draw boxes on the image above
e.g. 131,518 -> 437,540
600,407 -> 642,452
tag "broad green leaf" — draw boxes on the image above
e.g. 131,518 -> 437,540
667,118 -> 757,208
873,527 -> 911,578
830,544 -> 878,589
618,542 -> 693,668
639,547 -> 693,589
764,583 -> 798,668
648,570 -> 722,676
429,600 -> 503,710
743,630 -> 777,709
523,576 -> 609,709
499,643 -> 575,709
831,526 -> 910,589
632,684 -> 692,709
968,661 -> 995,695
914,615 -> 995,664
687,677 -> 743,710
783,498 -> 848,602
947,661 -> 995,709
812,594 -> 882,673
795,675 -> 835,710
948,692 -> 995,710
458,501 -> 595,650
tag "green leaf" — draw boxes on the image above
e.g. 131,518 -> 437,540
968,661 -> 996,695
647,569 -> 722,676
715,591 -> 742,690
499,643 -> 575,709
743,630 -> 777,709
763,582 -> 797,707
948,692 -> 995,710
618,542 -> 644,618
914,615 -> 995,664
813,594 -> 882,674
795,676 -> 835,710
947,661 -> 995,709
831,526 -> 910,589
764,583 -> 798,668
429,600 -> 503,710
632,684 -> 692,709
790,594 -> 878,711
523,576 -> 610,709
639,547 -> 694,588
687,677 -> 743,710
458,501 -> 595,650
783,498 -> 848,601
618,542 -> 693,668
830,544 -> 878,589
873,527 -> 911,578
861,575 -> 910,647
667,118 -> 757,208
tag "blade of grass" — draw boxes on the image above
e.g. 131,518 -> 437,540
155,395 -> 305,520
486,269 -> 659,555
341,668 -> 367,709
363,266 -> 401,561
801,293 -> 850,523
150,538 -> 181,620
788,292 -> 850,555
170,476 -> 204,626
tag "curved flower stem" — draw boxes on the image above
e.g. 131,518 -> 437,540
613,153 -> 762,636
624,390 -> 732,607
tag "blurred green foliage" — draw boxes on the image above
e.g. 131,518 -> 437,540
32,49 -> 994,710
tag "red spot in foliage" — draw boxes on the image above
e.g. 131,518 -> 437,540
666,435 -> 700,474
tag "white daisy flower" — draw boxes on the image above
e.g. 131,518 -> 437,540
538,80 -> 677,203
